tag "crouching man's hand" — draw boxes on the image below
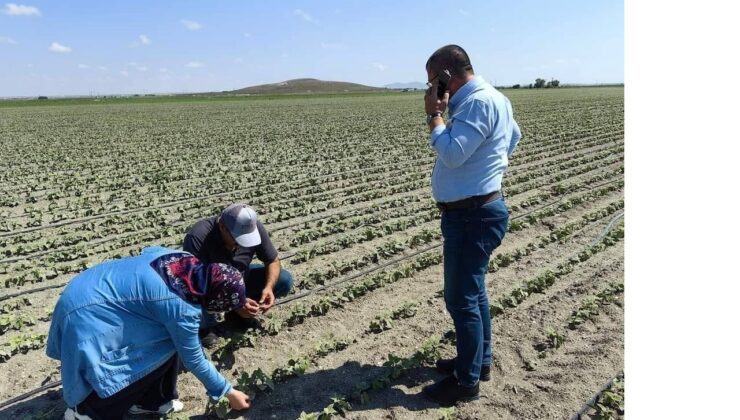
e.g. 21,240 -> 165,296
236,298 -> 261,318
259,288 -> 275,313
227,388 -> 251,410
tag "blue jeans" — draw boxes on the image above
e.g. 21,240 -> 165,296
201,263 -> 294,328
442,197 -> 508,386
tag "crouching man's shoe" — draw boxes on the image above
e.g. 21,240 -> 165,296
422,375 -> 480,407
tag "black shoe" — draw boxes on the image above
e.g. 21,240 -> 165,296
436,358 -> 491,382
422,375 -> 480,407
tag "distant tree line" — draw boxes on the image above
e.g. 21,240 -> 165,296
510,78 -> 560,89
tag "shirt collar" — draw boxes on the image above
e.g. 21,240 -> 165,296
449,75 -> 486,110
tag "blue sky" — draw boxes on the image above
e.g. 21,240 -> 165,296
0,0 -> 623,96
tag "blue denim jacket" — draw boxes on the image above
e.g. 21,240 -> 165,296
47,246 -> 231,407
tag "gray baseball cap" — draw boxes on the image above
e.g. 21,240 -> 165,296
220,203 -> 262,248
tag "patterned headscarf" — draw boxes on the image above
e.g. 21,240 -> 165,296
150,253 -> 246,313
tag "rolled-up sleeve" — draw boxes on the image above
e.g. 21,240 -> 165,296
508,119 -> 522,157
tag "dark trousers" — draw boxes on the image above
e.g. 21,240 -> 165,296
75,355 -> 179,420
441,198 -> 508,386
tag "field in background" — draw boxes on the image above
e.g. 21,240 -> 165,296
0,87 -> 624,419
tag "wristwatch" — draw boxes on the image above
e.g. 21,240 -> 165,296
426,111 -> 443,124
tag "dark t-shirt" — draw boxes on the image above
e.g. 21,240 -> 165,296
182,216 -> 278,278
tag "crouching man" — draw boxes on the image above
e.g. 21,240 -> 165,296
183,203 -> 294,344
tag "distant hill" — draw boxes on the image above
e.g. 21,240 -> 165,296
385,82 -> 427,90
229,78 -> 384,95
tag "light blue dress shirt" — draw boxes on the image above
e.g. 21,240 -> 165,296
430,76 -> 521,203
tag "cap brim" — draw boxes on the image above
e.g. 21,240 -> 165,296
234,229 -> 261,248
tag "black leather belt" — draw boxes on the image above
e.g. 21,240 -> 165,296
436,190 -> 502,211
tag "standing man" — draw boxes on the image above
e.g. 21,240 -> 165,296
183,203 -> 294,343
421,45 -> 522,406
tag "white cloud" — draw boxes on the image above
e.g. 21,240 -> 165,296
234,57 -> 244,63
2,3 -> 40,16
159,67 -> 169,73
185,61 -> 204,68
77,64 -> 89,69
321,42 -> 345,50
243,33 -> 251,38
372,62 -> 388,72
0,36 -> 17,44
130,34 -> 151,47
458,9 -> 470,16
119,70 -> 129,76
136,66 -> 148,72
181,19 -> 202,30
49,42 -> 71,53
97,66 -> 108,71
293,9 -> 314,22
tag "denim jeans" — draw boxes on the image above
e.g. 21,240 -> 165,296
201,263 -> 294,329
441,197 -> 508,386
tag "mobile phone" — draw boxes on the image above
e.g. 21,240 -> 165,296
437,69 -> 451,100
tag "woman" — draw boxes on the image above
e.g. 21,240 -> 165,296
47,246 -> 252,420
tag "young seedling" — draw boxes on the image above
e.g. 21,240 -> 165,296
545,328 -> 566,349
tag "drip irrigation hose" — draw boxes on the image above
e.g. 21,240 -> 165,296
0,381 -> 61,412
0,180 -> 624,409
568,370 -> 624,420
0,157 -> 436,239
0,250 -> 296,303
0,177 -> 623,303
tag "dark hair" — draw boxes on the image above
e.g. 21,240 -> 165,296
426,45 -> 474,77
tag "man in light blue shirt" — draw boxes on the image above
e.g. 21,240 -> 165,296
421,44 -> 521,407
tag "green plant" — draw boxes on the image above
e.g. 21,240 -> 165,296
545,327 -> 566,349
368,312 -> 394,333
235,368 -> 275,397
438,406 -> 456,420
205,396 -> 231,419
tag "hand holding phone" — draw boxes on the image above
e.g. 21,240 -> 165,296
436,69 -> 451,100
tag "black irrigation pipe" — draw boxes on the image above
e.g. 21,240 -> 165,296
0,156 -> 436,239
0,250 -> 297,304
278,183 -> 625,307
1,137 -> 621,239
0,380 -> 62,412
276,242 -> 441,305
0,149 -> 622,265
568,370 -> 624,420
0,179 -> 625,410
0,177 -> 624,303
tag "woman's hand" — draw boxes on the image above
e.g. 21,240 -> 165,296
226,388 -> 251,410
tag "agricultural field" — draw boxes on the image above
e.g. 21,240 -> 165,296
0,87 -> 624,420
